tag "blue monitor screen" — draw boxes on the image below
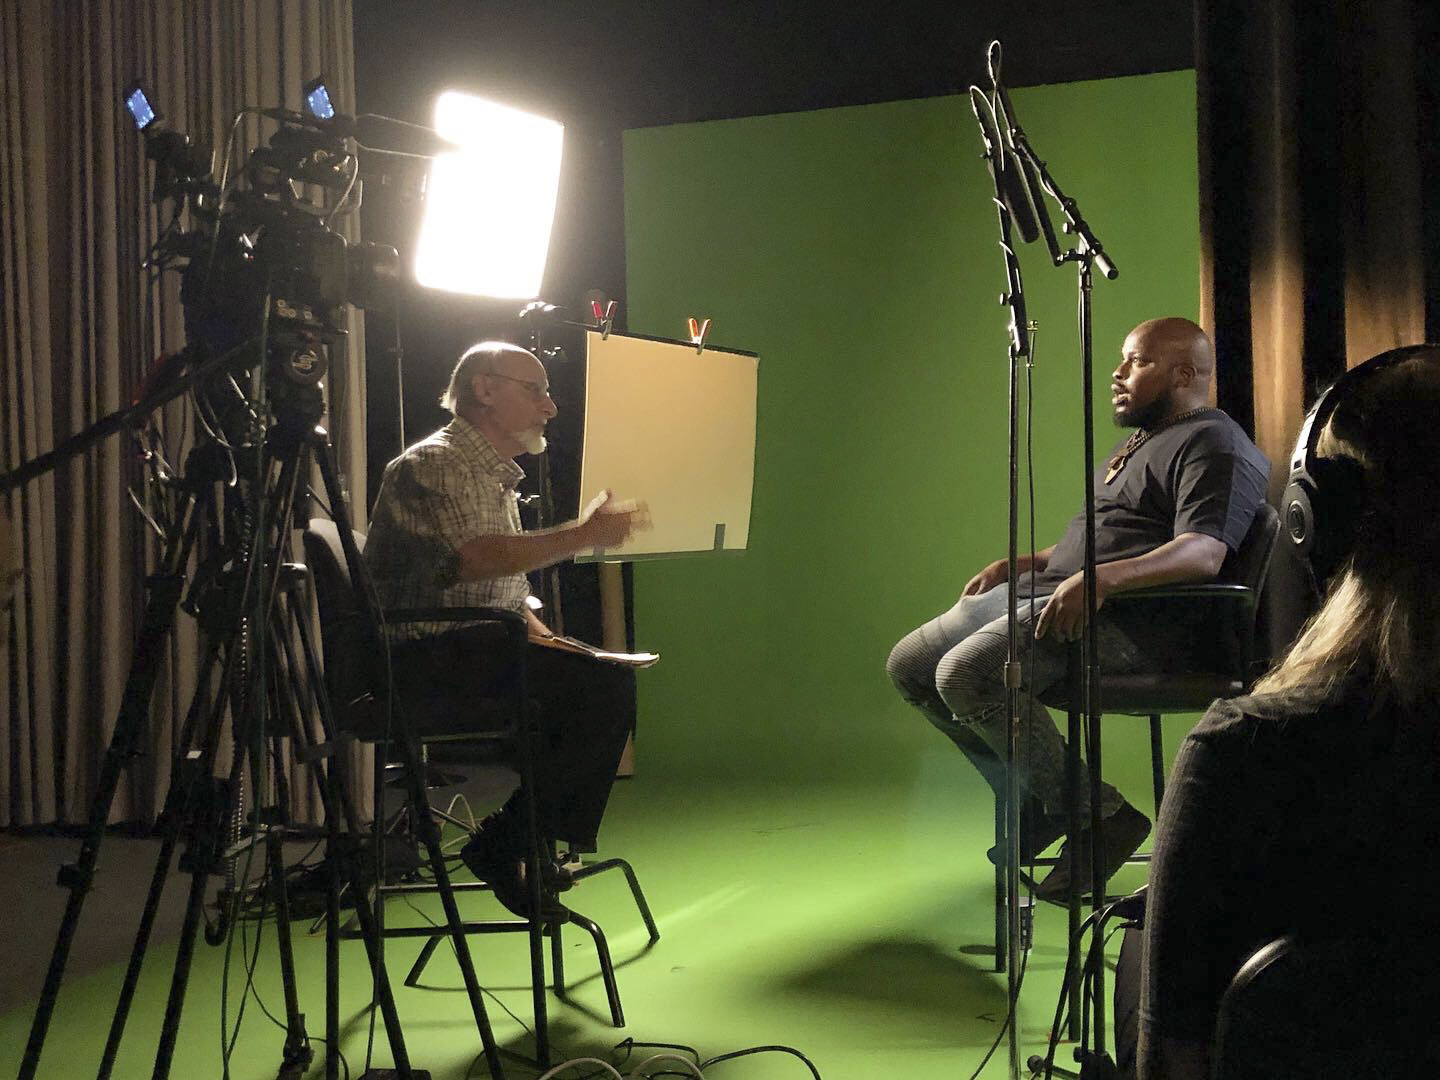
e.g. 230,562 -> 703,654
125,87 -> 156,130
304,82 -> 335,121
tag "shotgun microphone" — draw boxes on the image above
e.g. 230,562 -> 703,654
987,42 -> 1051,249
968,87 -> 1040,244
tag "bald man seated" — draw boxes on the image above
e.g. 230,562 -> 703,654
887,317 -> 1269,901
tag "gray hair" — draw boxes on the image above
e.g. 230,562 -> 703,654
440,340 -> 534,414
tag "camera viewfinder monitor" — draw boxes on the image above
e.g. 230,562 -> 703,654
124,84 -> 157,131
303,78 -> 336,121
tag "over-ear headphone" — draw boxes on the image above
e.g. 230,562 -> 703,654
1282,344 -> 1440,589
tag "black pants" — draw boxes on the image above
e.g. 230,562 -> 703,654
388,630 -> 635,850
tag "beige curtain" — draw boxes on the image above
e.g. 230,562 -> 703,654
1198,0 -> 1438,478
1196,0 -> 1440,653
1,0 -> 372,826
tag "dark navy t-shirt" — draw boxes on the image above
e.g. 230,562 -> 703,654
1029,408 -> 1270,595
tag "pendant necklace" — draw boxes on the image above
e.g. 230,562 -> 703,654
1104,406 -> 1212,484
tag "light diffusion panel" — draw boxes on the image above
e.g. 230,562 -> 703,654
578,330 -> 757,560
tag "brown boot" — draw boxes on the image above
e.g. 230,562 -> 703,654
1033,803 -> 1150,903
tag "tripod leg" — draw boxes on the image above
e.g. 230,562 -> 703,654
153,770 -> 232,1080
96,831 -> 184,1080
312,426 -> 507,1079
96,640 -> 225,1080
325,844 -> 341,1080
151,859 -> 214,1080
266,825 -> 314,1077
18,501 -> 201,1080
282,580 -> 356,1080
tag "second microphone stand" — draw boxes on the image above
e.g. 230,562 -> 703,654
968,84 -> 1035,1080
972,41 -> 1122,1076
987,44 -> 1124,1074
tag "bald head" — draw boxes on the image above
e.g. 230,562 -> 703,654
1111,317 -> 1215,428
1132,317 -> 1214,383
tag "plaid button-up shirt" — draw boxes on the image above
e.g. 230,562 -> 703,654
364,417 -> 530,639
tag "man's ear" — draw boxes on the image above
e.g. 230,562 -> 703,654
471,372 -> 493,406
1173,361 -> 1197,388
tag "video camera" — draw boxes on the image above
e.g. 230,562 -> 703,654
124,80 -> 399,398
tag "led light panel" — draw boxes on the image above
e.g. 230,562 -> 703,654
414,92 -> 564,299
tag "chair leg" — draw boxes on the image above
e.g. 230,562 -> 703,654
550,917 -> 566,995
565,910 -> 625,1027
1085,709 -> 1110,1053
994,791 -> 1007,974
404,934 -> 445,987
514,727 -> 549,1068
1066,703 -> 1083,1040
571,858 -> 661,944
1149,714 -> 1166,814
373,751 -> 388,964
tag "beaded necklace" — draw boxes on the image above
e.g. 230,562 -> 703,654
1104,406 -> 1213,484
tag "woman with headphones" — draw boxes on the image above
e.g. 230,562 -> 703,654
1127,345 -> 1440,1079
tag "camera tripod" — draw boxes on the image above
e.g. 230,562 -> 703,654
14,341 -> 509,1080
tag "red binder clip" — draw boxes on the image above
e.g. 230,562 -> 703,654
591,299 -> 617,340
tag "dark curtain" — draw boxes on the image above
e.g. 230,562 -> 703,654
0,1 -> 372,826
1197,0 -> 1440,652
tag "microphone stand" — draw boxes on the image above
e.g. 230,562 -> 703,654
968,85 -> 1032,1080
992,45 -> 1122,1071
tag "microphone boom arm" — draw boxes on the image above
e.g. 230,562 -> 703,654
1011,130 -> 1118,279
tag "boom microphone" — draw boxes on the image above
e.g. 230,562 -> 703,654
987,42 -> 1052,250
968,87 -> 1040,244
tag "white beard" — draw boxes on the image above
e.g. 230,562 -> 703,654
519,428 -> 548,455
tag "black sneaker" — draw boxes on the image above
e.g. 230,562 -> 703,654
459,813 -> 569,921
1033,803 -> 1151,903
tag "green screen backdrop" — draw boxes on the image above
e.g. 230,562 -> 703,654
622,72 -> 1201,807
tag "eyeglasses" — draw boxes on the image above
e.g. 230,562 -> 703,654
484,372 -> 552,401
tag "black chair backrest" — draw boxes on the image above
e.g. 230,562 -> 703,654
1221,500 -> 1281,595
302,520 -> 388,733
1213,934 -> 1440,1078
303,518 -> 528,742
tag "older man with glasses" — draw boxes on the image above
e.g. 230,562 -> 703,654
365,340 -> 649,917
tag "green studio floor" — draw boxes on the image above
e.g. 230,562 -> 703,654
0,768 -> 1154,1080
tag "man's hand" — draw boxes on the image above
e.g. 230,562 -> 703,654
963,558 -> 1010,597
578,489 -> 651,550
1034,569 -> 1111,643
1032,532 -> 1229,642
963,546 -> 1055,597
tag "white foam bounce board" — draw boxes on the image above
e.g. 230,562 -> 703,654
577,329 -> 758,560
